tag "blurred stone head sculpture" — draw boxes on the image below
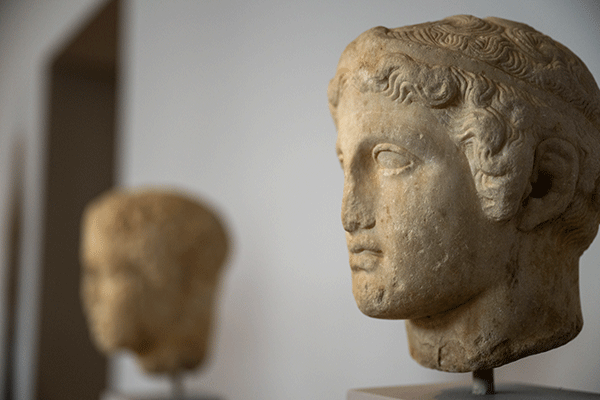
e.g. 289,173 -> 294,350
328,15 -> 600,372
80,189 -> 228,373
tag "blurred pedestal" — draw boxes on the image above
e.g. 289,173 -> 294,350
348,383 -> 600,399
101,391 -> 221,400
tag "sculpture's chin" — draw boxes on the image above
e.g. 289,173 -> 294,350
352,283 -> 462,320
89,321 -> 121,353
87,314 -> 152,358
356,302 -> 395,319
353,289 -> 412,320
91,335 -> 118,357
355,300 -> 419,320
92,327 -> 136,355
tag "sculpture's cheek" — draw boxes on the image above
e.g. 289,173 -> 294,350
353,157 -> 497,320
86,273 -> 143,352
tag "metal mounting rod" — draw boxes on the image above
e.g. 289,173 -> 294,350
472,368 -> 495,395
172,372 -> 184,400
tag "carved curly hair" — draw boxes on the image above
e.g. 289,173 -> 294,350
328,15 -> 600,256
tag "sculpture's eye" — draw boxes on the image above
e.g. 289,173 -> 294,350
373,143 -> 417,175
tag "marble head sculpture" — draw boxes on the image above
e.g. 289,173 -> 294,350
328,15 -> 600,372
80,189 -> 228,373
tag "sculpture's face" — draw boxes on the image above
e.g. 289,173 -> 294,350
80,238 -> 144,352
80,227 -> 181,354
336,86 -> 510,319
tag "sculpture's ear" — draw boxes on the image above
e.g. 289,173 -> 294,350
519,138 -> 579,231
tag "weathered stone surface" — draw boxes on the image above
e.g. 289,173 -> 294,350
328,15 -> 600,372
80,188 -> 229,374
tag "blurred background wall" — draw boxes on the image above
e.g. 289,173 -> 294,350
0,1 -> 599,399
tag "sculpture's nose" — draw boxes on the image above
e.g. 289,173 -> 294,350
341,175 -> 375,233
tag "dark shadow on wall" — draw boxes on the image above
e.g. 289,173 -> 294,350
35,0 -> 120,399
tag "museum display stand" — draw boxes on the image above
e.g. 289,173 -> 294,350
348,372 -> 600,399
101,393 -> 221,400
348,384 -> 600,400
101,376 -> 222,400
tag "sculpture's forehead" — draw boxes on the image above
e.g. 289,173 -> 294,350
82,224 -> 131,268
335,86 -> 456,162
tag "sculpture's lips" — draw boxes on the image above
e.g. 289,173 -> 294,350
349,243 -> 383,256
348,242 -> 382,272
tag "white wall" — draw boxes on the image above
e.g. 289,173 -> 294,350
1,1 -> 599,399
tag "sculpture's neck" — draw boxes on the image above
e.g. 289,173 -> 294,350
405,239 -> 582,372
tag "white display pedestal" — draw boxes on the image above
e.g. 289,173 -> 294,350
348,383 -> 600,400
101,391 -> 221,400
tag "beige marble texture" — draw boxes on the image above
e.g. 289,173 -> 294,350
80,188 -> 228,374
329,15 -> 600,372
